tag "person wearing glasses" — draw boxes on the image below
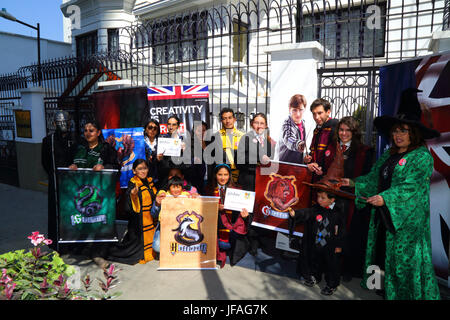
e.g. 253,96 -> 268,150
341,88 -> 441,300
143,119 -> 163,186
159,115 -> 187,183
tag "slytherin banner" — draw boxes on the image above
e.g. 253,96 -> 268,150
57,168 -> 118,243
379,52 -> 450,285
158,196 -> 219,270
102,127 -> 145,188
252,162 -> 312,236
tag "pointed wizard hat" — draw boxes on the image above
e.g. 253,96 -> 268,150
374,88 -> 440,140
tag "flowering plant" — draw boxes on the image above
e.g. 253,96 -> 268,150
0,231 -> 120,300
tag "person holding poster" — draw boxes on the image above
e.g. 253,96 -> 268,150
68,120 -> 119,268
278,94 -> 307,164
143,119 -> 163,185
205,164 -> 250,268
158,115 -> 187,181
69,121 -> 119,171
107,159 -> 159,264
210,108 -> 245,184
341,88 -> 441,300
237,113 -> 275,191
304,98 -> 339,182
236,112 -> 275,256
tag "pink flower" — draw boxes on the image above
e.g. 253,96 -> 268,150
43,239 -> 53,245
28,231 -> 45,247
1,269 -> 12,285
5,282 -> 16,300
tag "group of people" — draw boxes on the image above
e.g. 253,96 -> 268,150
41,87 -> 441,300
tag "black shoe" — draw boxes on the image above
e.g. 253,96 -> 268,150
320,286 -> 337,296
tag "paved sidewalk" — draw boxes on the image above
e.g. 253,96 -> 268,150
0,183 -> 446,300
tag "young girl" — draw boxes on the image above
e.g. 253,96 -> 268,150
205,163 -> 249,268
107,159 -> 158,264
151,176 -> 195,253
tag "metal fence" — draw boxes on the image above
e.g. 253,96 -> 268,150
0,0 -> 447,139
123,0 -> 446,132
318,67 -> 379,145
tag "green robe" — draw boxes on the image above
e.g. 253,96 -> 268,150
355,146 -> 440,300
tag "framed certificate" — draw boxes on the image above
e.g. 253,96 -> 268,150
223,188 -> 255,213
157,137 -> 182,157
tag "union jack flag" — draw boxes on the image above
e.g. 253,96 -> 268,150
147,84 -> 209,100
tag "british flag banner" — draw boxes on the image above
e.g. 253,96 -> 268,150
147,84 -> 210,135
147,84 -> 209,101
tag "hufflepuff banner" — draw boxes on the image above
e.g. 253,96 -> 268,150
159,196 -> 219,270
57,168 -> 119,243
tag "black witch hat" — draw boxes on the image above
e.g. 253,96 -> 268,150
374,88 -> 440,139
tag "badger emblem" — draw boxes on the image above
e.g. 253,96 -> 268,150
264,174 -> 299,212
172,211 -> 204,246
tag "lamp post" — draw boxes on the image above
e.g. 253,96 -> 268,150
0,8 -> 41,86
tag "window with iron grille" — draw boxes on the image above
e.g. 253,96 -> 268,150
150,12 -> 208,65
108,29 -> 120,52
297,3 -> 386,60
76,31 -> 98,57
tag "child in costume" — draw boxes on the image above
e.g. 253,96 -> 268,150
288,190 -> 346,296
151,176 -> 195,252
205,163 -> 249,268
107,159 -> 158,264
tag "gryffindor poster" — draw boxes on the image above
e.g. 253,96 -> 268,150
252,161 -> 312,236
159,196 -> 219,269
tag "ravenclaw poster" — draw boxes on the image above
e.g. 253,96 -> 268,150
159,196 -> 219,270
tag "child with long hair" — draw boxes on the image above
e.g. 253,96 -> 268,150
107,159 -> 158,264
205,163 -> 250,268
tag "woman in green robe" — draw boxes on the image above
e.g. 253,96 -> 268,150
342,88 -> 441,300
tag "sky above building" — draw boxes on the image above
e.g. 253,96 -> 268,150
0,0 -> 64,42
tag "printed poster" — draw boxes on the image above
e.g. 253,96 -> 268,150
57,168 -> 118,243
252,161 -> 312,236
147,84 -> 210,135
158,196 -> 219,270
102,127 -> 145,188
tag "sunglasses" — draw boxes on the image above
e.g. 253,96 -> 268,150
146,125 -> 158,130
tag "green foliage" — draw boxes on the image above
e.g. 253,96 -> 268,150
0,232 -> 120,300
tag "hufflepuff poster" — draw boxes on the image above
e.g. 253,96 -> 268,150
159,196 -> 219,270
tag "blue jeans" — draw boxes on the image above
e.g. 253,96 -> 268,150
153,228 -> 160,253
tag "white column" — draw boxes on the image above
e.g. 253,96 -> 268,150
15,87 -> 47,143
98,28 -> 108,52
263,42 -> 324,158
14,87 -> 48,192
428,30 -> 450,54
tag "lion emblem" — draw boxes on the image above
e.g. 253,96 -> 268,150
264,174 -> 299,212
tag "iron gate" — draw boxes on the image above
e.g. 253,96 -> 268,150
318,67 -> 379,146
0,100 -> 18,186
